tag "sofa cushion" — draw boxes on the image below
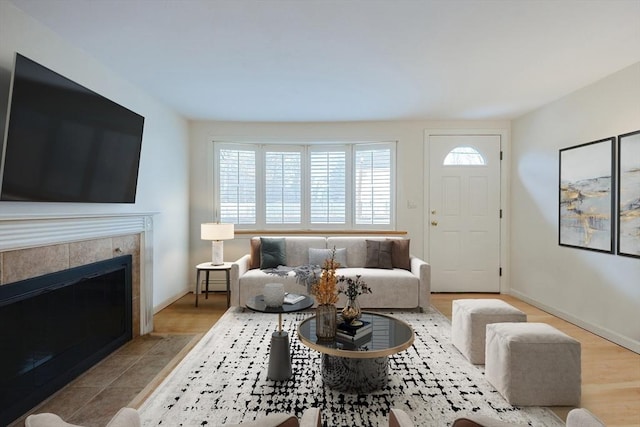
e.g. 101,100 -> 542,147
389,238 -> 411,270
365,240 -> 393,269
309,247 -> 347,267
336,267 -> 419,308
260,238 -> 286,269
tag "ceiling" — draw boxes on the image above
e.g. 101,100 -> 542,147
8,0 -> 640,122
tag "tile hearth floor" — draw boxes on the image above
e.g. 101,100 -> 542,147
9,333 -> 200,427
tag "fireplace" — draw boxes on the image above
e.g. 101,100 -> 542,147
0,256 -> 133,426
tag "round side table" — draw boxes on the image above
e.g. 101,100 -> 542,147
245,294 -> 314,381
195,262 -> 232,308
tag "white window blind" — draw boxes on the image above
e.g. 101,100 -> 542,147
265,150 -> 301,224
310,149 -> 346,224
214,142 -> 394,229
218,148 -> 256,224
355,147 -> 391,225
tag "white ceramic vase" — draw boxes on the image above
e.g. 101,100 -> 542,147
263,283 -> 285,307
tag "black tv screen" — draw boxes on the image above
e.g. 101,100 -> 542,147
0,53 -> 144,203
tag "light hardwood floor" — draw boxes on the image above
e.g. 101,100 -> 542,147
154,292 -> 640,427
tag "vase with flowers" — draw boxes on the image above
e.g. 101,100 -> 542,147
310,248 -> 340,339
338,274 -> 372,325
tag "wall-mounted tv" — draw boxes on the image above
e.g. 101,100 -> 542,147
0,53 -> 144,203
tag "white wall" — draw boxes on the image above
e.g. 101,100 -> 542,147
511,62 -> 640,352
0,2 -> 191,311
188,119 -> 509,289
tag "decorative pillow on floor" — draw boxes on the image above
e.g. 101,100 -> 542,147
260,237 -> 286,269
365,240 -> 393,269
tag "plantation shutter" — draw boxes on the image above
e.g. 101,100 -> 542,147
354,146 -> 391,225
218,148 -> 256,225
265,149 -> 302,224
310,148 -> 346,224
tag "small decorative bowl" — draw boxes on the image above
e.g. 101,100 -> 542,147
263,283 -> 285,307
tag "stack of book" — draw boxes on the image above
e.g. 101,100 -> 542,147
336,319 -> 372,342
283,293 -> 305,304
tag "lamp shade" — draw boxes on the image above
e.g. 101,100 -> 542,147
201,223 -> 234,241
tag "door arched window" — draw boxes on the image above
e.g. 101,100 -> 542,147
443,146 -> 486,165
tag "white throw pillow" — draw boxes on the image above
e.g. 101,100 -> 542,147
308,248 -> 348,267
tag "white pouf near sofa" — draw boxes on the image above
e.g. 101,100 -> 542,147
451,299 -> 527,364
485,322 -> 581,406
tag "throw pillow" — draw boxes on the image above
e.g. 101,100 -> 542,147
260,237 -> 286,269
309,247 -> 348,267
250,237 -> 261,269
365,240 -> 393,269
389,238 -> 411,270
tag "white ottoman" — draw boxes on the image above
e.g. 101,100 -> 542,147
485,322 -> 581,406
451,299 -> 526,364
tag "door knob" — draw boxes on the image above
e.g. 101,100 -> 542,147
431,220 -> 438,226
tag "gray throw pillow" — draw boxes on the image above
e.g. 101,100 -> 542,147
309,247 -> 348,267
365,240 -> 393,269
260,237 -> 286,269
389,238 -> 411,270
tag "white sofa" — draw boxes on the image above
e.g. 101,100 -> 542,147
230,236 -> 430,311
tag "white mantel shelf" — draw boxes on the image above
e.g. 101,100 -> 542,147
0,212 -> 158,334
0,212 -> 158,251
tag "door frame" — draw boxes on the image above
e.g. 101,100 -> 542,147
423,128 -> 511,294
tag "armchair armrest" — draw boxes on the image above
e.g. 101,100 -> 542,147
389,408 -> 413,427
299,408 -> 321,427
230,254 -> 251,307
410,256 -> 431,311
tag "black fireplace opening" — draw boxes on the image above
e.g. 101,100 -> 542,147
0,255 -> 133,426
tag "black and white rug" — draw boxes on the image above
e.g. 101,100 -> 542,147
138,307 -> 563,426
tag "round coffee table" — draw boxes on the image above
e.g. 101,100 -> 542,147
297,311 -> 414,392
246,294 -> 314,381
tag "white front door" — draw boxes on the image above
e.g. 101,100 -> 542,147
428,135 -> 501,292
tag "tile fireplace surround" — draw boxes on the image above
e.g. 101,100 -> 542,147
0,213 -> 155,336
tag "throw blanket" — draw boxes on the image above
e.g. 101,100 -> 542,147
263,264 -> 321,292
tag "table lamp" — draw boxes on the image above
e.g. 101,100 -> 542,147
201,223 -> 234,265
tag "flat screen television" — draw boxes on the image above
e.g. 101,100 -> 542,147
0,53 -> 144,203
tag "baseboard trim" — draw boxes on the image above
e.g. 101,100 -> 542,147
154,289 -> 190,314
510,290 -> 640,354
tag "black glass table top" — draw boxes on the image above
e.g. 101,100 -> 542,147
297,311 -> 414,359
245,294 -> 314,313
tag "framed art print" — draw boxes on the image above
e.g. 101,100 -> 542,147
559,137 -> 615,253
617,130 -> 640,258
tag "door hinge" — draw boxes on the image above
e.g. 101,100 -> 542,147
500,151 -> 503,160
499,209 -> 503,219
499,267 -> 502,276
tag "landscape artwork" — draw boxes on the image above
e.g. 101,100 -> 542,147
559,138 -> 614,253
617,130 -> 640,258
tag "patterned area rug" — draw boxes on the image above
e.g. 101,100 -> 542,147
139,307 -> 563,426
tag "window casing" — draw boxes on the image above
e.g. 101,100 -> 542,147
214,142 -> 395,229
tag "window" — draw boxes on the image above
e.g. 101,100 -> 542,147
355,146 -> 391,225
310,147 -> 346,224
218,148 -> 256,224
265,149 -> 301,224
214,142 -> 395,229
443,146 -> 486,165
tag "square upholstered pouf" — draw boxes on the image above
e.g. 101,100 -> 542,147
451,299 -> 526,364
485,322 -> 581,406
